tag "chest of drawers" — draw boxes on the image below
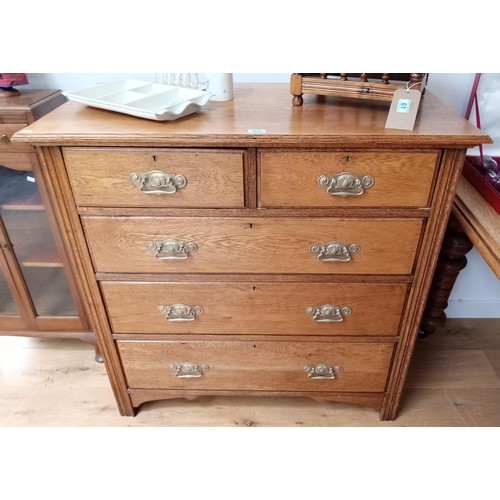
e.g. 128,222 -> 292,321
13,83 -> 490,420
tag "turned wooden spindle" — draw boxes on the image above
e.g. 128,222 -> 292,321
419,215 -> 474,338
410,73 -> 423,85
290,72 -> 427,106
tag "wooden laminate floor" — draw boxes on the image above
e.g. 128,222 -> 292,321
1,318 -> 499,426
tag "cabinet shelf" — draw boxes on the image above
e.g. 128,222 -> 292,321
24,267 -> 78,316
2,212 -> 63,268
0,274 -> 18,315
1,268 -> 77,317
0,168 -> 44,211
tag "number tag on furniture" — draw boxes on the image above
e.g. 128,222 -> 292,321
385,88 -> 422,131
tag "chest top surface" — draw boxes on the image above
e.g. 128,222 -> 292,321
13,83 -> 490,149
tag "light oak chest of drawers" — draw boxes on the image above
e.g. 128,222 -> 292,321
14,83 -> 489,420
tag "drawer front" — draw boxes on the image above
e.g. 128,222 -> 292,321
0,124 -> 31,151
0,111 -> 28,124
63,148 -> 245,208
259,151 -> 438,207
117,340 -> 394,392
0,152 -> 38,171
101,281 -> 408,336
84,216 -> 423,275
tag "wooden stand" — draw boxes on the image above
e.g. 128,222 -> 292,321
0,88 -> 21,98
290,73 -> 426,106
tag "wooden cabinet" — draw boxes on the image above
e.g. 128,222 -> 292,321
0,90 -> 95,353
13,83 -> 490,420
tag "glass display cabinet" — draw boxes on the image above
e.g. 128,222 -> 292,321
0,89 -> 97,358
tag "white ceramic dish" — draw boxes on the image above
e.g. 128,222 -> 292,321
63,79 -> 212,121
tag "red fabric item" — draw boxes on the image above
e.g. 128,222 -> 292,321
0,73 -> 29,87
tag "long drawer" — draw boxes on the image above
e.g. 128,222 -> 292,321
63,148 -> 245,208
117,339 -> 394,392
101,281 -> 408,336
84,216 -> 423,275
259,150 -> 438,207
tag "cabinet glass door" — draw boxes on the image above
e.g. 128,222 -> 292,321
0,165 -> 78,323
0,260 -> 19,316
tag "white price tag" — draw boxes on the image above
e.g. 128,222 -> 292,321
247,129 -> 267,134
385,88 -> 422,131
26,176 -> 36,183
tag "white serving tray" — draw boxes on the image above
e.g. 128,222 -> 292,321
63,79 -> 212,121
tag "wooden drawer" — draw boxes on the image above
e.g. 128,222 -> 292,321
0,111 -> 29,124
0,124 -> 31,152
0,152 -> 38,171
117,339 -> 394,392
101,281 -> 408,336
259,151 -> 438,207
63,148 -> 245,208
84,216 -> 423,275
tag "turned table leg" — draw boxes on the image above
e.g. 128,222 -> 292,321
419,214 -> 473,338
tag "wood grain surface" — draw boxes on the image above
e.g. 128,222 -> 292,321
83,216 -> 423,275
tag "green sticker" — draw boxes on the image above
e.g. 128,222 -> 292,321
397,99 -> 411,113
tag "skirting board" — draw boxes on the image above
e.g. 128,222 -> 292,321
446,248 -> 500,318
446,300 -> 500,318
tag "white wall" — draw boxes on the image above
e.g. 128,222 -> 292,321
22,73 -> 500,318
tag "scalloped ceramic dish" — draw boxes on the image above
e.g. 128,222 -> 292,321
63,79 -> 212,121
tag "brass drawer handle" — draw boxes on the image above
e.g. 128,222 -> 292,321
318,172 -> 374,196
1,134 -> 11,144
158,304 -> 204,321
304,363 -> 344,380
171,362 -> 209,378
310,241 -> 360,262
130,170 -> 187,194
306,304 -> 352,322
147,239 -> 198,260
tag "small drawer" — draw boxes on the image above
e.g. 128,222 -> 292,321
63,148 -> 245,208
0,152 -> 38,171
101,281 -> 408,336
0,124 -> 31,151
83,216 -> 423,275
117,339 -> 394,392
0,111 -> 29,124
259,151 -> 439,208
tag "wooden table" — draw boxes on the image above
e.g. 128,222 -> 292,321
420,176 -> 500,336
454,177 -> 500,277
